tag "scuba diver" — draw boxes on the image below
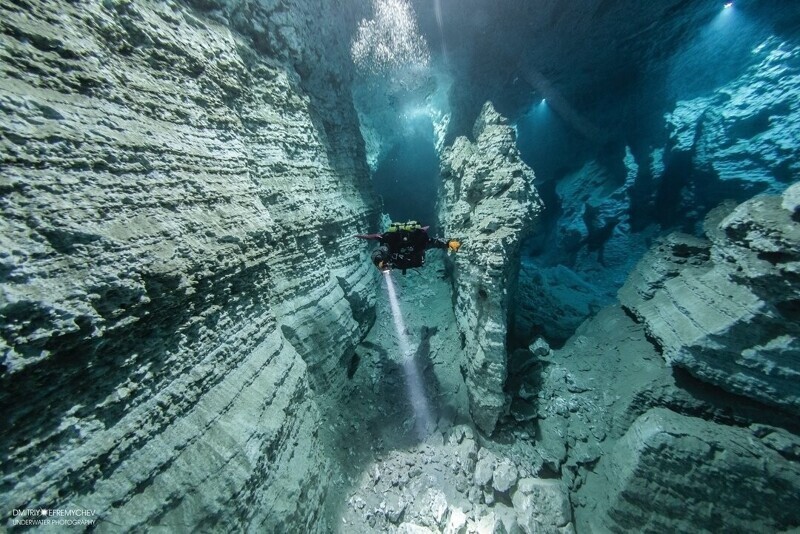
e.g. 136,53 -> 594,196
356,221 -> 461,274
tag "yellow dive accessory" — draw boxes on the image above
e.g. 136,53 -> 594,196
387,221 -> 421,232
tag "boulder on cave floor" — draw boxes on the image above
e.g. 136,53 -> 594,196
577,408 -> 800,533
619,183 -> 800,415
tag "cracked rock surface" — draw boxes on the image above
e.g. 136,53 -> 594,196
619,183 -> 800,414
0,0 -> 376,531
438,102 -> 542,435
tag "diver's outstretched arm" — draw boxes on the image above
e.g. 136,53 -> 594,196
355,233 -> 383,241
427,237 -> 449,249
427,237 -> 461,251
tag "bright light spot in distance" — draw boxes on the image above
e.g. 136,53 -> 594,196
724,2 -> 733,8
402,105 -> 430,120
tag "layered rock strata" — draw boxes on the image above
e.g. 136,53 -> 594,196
585,408 -> 800,533
0,0 -> 377,530
511,187 -> 800,532
438,102 -> 542,434
619,184 -> 800,414
517,304 -> 800,533
665,38 -> 800,203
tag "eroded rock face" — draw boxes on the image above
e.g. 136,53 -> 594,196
666,38 -> 800,202
514,186 -> 800,533
516,147 -> 658,344
620,184 -> 800,415
514,36 -> 800,347
438,102 -> 542,434
0,0 -> 377,530
584,408 -> 800,533
520,302 -> 800,533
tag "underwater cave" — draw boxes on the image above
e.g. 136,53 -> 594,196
1,0 -> 799,532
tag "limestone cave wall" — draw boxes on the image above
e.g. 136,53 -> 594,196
516,36 -> 800,346
0,0 -> 377,530
510,184 -> 800,533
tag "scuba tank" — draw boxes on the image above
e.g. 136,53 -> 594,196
386,220 -> 421,233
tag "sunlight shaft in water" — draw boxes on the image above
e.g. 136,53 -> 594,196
383,271 -> 433,438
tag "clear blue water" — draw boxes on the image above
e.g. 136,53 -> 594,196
372,118 -> 440,227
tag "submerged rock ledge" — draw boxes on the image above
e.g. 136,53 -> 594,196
620,183 -> 800,415
519,186 -> 800,533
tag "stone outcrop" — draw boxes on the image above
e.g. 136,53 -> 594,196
665,38 -> 800,202
620,183 -> 800,415
0,0 -> 377,531
512,186 -> 800,533
438,102 -> 542,434
517,302 -> 800,533
583,408 -> 800,533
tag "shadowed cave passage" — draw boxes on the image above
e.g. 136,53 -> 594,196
372,117 -> 441,227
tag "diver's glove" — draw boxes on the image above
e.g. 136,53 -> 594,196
448,240 -> 461,252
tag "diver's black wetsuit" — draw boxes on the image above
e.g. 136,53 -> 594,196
376,228 -> 449,271
356,224 -> 457,274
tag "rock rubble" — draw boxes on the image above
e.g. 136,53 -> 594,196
341,423 -> 573,534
